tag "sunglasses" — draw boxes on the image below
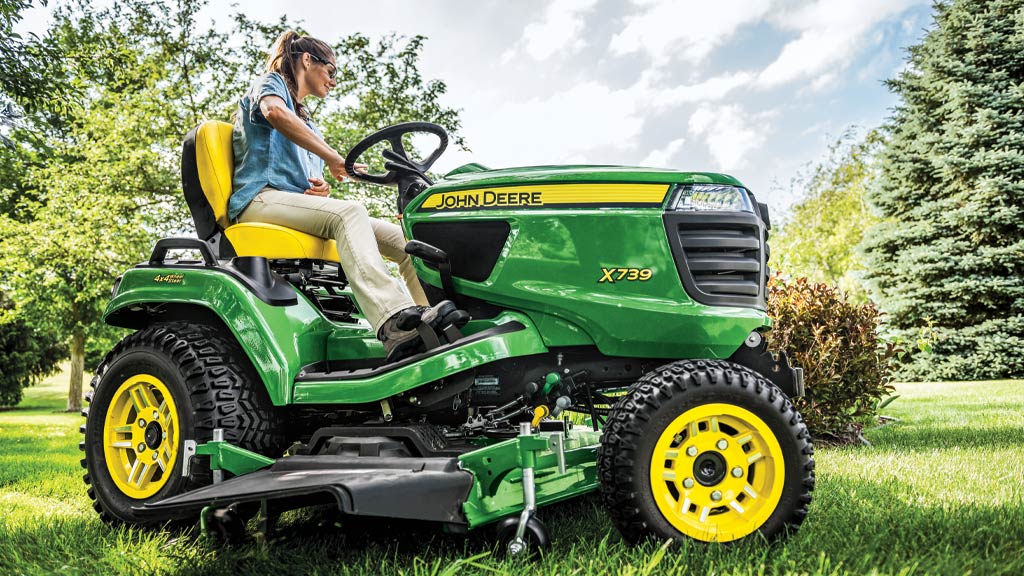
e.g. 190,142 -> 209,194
295,51 -> 337,80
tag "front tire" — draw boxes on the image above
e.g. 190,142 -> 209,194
81,322 -> 287,525
597,360 -> 814,544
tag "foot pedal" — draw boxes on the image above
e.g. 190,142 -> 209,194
439,310 -> 470,343
415,322 -> 443,349
398,301 -> 470,351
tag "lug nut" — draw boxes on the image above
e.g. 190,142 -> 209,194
686,446 -> 698,457
137,443 -> 146,453
151,452 -> 158,461
152,410 -> 159,420
138,419 -> 146,428
711,490 -> 722,502
731,467 -> 744,478
716,439 -> 728,450
682,478 -> 695,489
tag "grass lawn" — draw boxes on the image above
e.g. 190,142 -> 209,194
1,367 -> 1022,576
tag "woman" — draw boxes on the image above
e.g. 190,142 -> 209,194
229,31 -> 437,361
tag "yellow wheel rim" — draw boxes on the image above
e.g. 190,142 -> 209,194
102,374 -> 180,499
649,403 -> 785,542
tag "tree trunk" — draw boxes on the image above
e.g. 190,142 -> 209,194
67,330 -> 85,412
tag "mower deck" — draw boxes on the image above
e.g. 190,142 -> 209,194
135,454 -> 474,524
133,426 -> 604,533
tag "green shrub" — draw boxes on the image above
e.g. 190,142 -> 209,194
767,276 -> 897,442
0,293 -> 67,406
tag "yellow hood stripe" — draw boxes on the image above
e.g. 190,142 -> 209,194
419,183 -> 669,211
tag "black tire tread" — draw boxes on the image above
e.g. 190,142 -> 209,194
82,321 -> 287,525
596,359 -> 815,544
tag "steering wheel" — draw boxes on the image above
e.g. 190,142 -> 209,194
344,122 -> 448,186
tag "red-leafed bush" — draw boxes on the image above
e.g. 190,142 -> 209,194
767,276 -> 898,443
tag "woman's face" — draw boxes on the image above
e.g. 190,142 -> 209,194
303,52 -> 337,99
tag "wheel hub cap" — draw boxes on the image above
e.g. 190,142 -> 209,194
144,421 -> 163,450
694,451 -> 726,486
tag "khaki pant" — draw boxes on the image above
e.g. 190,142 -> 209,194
238,188 -> 428,333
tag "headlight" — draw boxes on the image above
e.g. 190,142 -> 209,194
668,184 -> 754,213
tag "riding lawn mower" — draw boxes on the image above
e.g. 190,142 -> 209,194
80,121 -> 814,556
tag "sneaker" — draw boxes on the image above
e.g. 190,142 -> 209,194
379,301 -> 464,362
378,312 -> 425,362
419,300 -> 457,329
394,300 -> 458,332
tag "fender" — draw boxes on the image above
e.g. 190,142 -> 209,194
103,265 -> 333,406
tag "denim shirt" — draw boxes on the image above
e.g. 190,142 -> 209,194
228,72 -> 326,221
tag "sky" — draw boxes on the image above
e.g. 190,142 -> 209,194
19,0 -> 936,211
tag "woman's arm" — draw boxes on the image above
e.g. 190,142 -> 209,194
259,95 -> 350,180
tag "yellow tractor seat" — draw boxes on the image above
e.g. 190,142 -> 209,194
181,120 -> 341,262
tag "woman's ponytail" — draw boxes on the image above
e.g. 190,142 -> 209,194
266,30 -> 307,119
264,31 -> 334,121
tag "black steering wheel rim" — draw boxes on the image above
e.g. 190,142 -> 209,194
344,121 -> 449,185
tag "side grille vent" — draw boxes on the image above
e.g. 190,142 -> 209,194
679,228 -> 761,296
664,213 -> 767,309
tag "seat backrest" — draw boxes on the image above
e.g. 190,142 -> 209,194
182,121 -> 234,240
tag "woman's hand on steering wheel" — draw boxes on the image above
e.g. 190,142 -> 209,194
344,122 -> 448,185
327,154 -> 368,182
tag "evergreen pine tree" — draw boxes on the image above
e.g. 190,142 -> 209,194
864,0 -> 1024,379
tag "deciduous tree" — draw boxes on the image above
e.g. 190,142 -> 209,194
773,130 -> 881,300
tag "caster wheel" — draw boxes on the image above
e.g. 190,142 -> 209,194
495,515 -> 550,559
206,504 -> 248,546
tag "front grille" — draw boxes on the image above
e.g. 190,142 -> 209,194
664,212 -> 767,309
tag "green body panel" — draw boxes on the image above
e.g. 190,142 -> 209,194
292,312 -> 547,404
436,164 -> 745,192
404,207 -> 770,359
459,428 -> 603,528
325,326 -> 384,361
104,267 -> 333,406
104,269 -> 551,406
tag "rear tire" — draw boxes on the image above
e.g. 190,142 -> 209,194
597,360 -> 814,544
81,322 -> 287,526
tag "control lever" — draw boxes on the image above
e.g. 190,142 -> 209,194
405,240 -> 457,303
405,240 -> 447,263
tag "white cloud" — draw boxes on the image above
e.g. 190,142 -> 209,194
439,81 -> 648,170
501,0 -> 598,63
756,0 -> 924,88
688,105 -> 774,171
808,72 -> 837,92
640,138 -> 686,168
649,71 -> 755,108
610,0 -> 772,67
438,69 -> 767,173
